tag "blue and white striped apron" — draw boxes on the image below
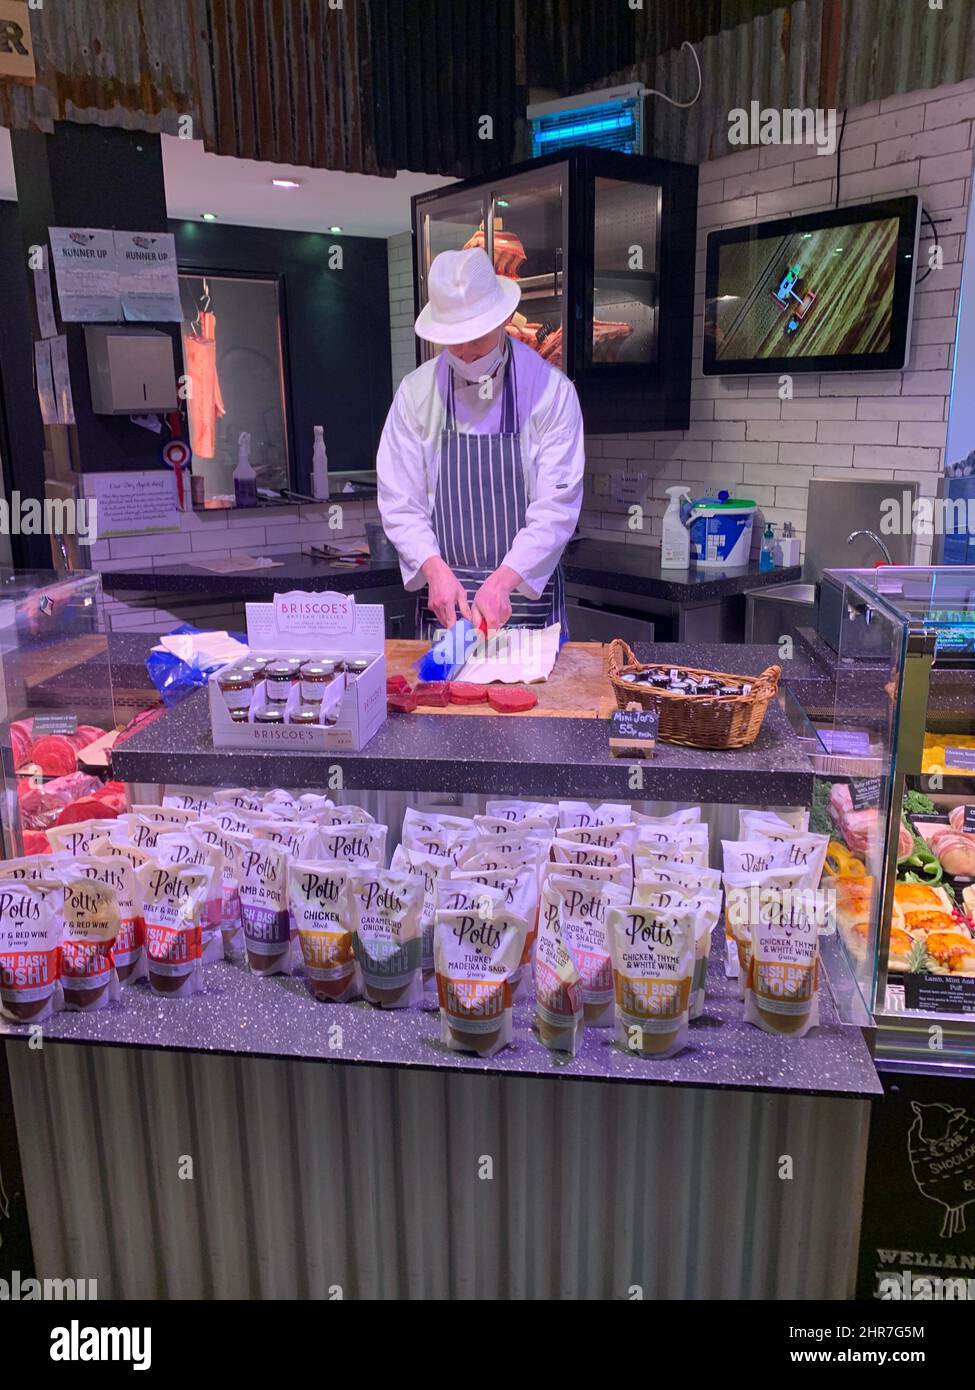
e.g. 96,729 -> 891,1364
416,347 -> 568,640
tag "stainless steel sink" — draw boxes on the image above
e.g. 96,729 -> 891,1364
745,582 -> 817,643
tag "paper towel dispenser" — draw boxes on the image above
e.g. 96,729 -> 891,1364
85,326 -> 177,414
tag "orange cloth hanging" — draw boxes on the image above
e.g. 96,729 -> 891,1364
182,310 -> 226,459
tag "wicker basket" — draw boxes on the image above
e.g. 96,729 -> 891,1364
607,640 -> 780,750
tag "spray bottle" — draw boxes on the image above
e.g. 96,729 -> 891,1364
312,425 -> 329,500
233,431 -> 258,508
661,485 -> 693,568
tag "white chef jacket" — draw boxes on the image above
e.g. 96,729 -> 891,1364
376,338 -> 585,599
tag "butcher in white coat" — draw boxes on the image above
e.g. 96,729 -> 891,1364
376,248 -> 584,638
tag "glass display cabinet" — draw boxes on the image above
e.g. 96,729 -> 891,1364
411,149 -> 697,433
818,568 -> 975,1068
0,570 -> 115,860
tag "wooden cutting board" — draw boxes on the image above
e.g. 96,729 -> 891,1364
385,640 -> 616,718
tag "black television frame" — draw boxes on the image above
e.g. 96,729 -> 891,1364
702,194 -> 921,376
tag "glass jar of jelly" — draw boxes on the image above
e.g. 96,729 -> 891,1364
217,668 -> 254,715
265,661 -> 297,703
299,659 -> 336,702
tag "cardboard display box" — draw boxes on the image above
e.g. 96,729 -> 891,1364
207,590 -> 387,752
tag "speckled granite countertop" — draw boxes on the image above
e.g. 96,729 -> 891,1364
99,540 -> 800,604
110,642 -> 818,803
0,937 -> 881,1097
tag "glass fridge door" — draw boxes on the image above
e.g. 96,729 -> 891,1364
488,164 -> 568,372
590,175 -> 661,368
416,188 -> 491,363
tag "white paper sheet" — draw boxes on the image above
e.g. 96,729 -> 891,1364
49,227 -> 121,321
154,631 -> 247,666
33,259 -> 58,338
116,231 -> 182,321
33,339 -> 57,424
456,623 -> 561,685
189,555 -> 282,574
50,335 -> 75,424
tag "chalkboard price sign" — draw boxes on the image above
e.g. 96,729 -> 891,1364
609,706 -> 658,758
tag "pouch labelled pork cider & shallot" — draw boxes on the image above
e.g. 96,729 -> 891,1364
288,862 -> 358,1003
389,845 -> 452,1007
607,903 -> 695,1059
238,840 -> 293,976
69,856 -> 144,983
155,830 -> 225,963
59,871 -> 121,1012
534,893 -> 584,1056
540,874 -> 628,1026
0,881 -> 63,1022
348,867 -> 424,1007
137,864 -> 211,998
192,823 -> 244,957
433,908 -> 525,1057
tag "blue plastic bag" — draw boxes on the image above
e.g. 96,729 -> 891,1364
146,624 -> 247,708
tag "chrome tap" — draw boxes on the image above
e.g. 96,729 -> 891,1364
847,529 -> 893,565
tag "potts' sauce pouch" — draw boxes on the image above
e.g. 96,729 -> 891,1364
722,866 -> 811,1002
401,807 -> 471,849
349,867 -> 424,1007
434,910 -> 524,1057
738,808 -> 809,838
550,838 -> 627,871
136,864 -> 212,998
214,787 -> 263,811
0,853 -> 59,884
260,788 -> 299,817
632,807 -> 702,827
435,880 -> 529,999
155,831 -> 225,963
555,822 -> 636,856
253,819 -> 321,859
317,823 -> 387,868
450,864 -> 539,987
485,799 -> 557,826
644,863 -> 721,894
557,801 -> 632,830
473,813 -> 555,842
47,820 -> 115,858
238,841 -> 293,976
541,875 -> 628,1027
164,791 -> 218,815
751,827 -> 829,887
0,881 -> 63,1022
721,840 -> 788,876
288,862 -> 358,1003
632,880 -> 720,1021
59,873 -> 120,1012
69,856 -> 144,984
130,804 -> 196,827
314,803 -> 376,827
390,845 -> 451,1007
745,899 -> 820,1038
607,904 -> 695,1059
534,899 -> 583,1056
193,823 -> 244,957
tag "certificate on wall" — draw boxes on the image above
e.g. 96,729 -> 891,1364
49,228 -> 121,321
115,231 -> 182,321
82,470 -> 181,539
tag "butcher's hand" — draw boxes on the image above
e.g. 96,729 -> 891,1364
421,555 -> 471,630
472,565 -> 521,635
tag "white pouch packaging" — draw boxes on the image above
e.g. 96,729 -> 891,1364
433,907 -> 525,1056
390,844 -> 452,1006
401,806 -> 472,849
59,871 -> 121,1013
639,862 -> 721,894
534,897 -> 584,1056
721,839 -> 790,876
607,903 -> 695,1060
130,803 -> 196,827
214,787 -> 263,811
744,901 -> 820,1038
485,799 -> 558,826
555,822 -> 637,855
192,823 -> 244,956
314,803 -> 376,827
253,818 -> 322,860
137,862 -> 212,998
557,801 -> 632,829
288,862 -> 358,1003
69,855 -> 144,984
541,874 -> 629,1027
47,820 -> 118,858
348,866 -> 424,1007
156,830 -> 226,963
738,808 -> 809,839
164,791 -> 218,815
436,877 -> 531,998
317,823 -> 387,868
722,866 -> 812,1001
751,826 -> 830,887
0,880 -> 64,1022
632,880 -> 720,1020
632,807 -> 702,827
238,840 -> 295,976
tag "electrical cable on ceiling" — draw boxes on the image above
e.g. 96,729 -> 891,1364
641,41 -> 702,109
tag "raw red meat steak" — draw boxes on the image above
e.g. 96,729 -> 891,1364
487,686 -> 538,713
414,681 -> 450,707
448,682 -> 488,705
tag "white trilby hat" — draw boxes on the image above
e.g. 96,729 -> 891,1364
415,247 -> 521,344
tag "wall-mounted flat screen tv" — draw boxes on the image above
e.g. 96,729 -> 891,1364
703,194 -> 921,375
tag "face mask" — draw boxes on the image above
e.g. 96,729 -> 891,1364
448,336 -> 506,383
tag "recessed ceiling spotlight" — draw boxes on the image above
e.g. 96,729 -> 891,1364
329,225 -> 343,233
201,212 -> 217,221
271,178 -> 302,189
